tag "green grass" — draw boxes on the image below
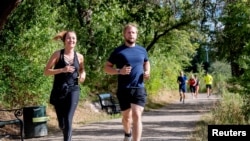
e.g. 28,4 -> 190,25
189,91 -> 249,141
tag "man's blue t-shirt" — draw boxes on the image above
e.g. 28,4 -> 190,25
177,75 -> 187,86
108,44 -> 149,89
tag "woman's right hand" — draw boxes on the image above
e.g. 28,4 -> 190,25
63,65 -> 75,73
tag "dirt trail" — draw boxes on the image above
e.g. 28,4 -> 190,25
23,93 -> 220,141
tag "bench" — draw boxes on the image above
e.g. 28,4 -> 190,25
0,108 -> 24,141
97,93 -> 121,115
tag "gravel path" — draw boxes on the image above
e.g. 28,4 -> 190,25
23,93 -> 220,141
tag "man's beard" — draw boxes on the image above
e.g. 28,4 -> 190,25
125,39 -> 135,46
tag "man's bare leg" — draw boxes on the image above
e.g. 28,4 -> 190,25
180,92 -> 183,102
122,109 -> 132,136
131,104 -> 144,141
182,93 -> 185,104
207,87 -> 210,97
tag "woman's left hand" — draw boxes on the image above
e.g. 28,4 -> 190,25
79,77 -> 85,83
78,72 -> 86,83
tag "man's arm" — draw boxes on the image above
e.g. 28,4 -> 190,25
104,61 -> 120,75
143,61 -> 150,79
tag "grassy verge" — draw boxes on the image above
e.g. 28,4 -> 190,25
189,92 -> 249,141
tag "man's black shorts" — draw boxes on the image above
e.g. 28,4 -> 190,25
116,88 -> 147,111
179,85 -> 186,93
206,84 -> 212,89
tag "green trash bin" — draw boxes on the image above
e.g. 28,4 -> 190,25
23,106 -> 49,138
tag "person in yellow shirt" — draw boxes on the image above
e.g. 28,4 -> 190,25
204,72 -> 213,98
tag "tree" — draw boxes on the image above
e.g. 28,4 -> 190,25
215,0 -> 250,76
0,0 -> 207,107
0,0 -> 22,31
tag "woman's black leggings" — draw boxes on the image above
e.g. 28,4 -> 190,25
54,86 -> 80,141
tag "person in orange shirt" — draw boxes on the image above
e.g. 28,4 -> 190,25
188,74 -> 196,99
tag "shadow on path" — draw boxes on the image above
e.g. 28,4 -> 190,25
23,93 -> 220,141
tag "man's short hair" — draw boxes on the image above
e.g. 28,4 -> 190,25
123,23 -> 138,34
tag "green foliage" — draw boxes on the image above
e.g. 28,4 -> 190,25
0,52 -> 49,107
2,0 -> 249,131
238,42 -> 250,92
145,55 -> 168,95
208,60 -> 231,94
215,0 -> 250,76
0,0 -> 205,108
235,42 -> 250,121
0,0 -> 63,107
190,3 -> 250,140
214,0 -> 250,122
190,90 -> 249,141
211,92 -> 247,124
145,28 -> 200,95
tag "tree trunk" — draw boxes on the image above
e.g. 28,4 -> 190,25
231,61 -> 244,77
0,0 -> 22,31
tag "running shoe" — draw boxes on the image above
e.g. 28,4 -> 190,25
124,136 -> 132,141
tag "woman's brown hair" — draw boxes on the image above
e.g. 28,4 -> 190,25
53,30 -> 76,42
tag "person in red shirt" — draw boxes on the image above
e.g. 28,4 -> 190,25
188,74 -> 196,99
194,74 -> 200,98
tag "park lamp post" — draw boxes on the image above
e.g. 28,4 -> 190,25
204,45 -> 209,63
